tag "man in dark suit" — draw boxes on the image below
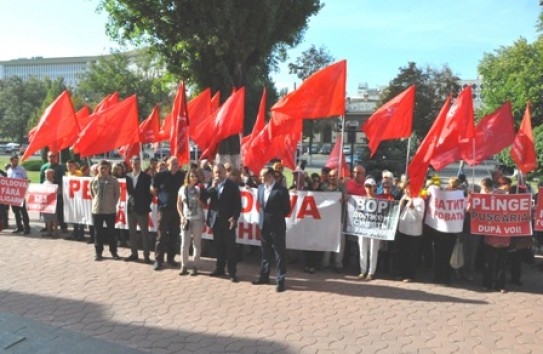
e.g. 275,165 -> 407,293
207,163 -> 241,282
125,156 -> 153,263
252,167 -> 292,292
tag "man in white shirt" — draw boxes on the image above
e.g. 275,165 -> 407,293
7,155 -> 30,234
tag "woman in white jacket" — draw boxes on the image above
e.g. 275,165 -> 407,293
397,181 -> 426,282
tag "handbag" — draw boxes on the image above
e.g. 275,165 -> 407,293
450,237 -> 464,269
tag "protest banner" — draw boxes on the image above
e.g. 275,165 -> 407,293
0,176 -> 29,207
27,183 -> 58,213
424,189 -> 465,233
535,188 -> 543,231
471,193 -> 533,236
343,196 -> 400,240
63,177 -> 342,252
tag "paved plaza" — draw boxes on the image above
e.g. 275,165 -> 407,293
0,214 -> 542,353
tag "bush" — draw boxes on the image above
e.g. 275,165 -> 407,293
22,160 -> 44,172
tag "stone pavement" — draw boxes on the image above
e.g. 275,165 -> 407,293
0,219 -> 542,353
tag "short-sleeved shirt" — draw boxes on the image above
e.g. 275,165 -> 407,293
7,166 -> 27,180
153,170 -> 185,210
40,163 -> 65,185
179,185 -> 204,220
346,179 -> 367,196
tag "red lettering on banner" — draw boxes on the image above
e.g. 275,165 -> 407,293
298,196 -> 321,219
82,180 -> 92,200
116,208 -> 126,224
119,182 -> 127,202
238,221 -> 252,239
69,179 -> 80,198
241,190 -> 253,213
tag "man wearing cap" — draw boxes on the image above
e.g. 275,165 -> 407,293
7,155 -> 30,234
125,156 -> 153,264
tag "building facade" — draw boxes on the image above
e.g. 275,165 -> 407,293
0,55 -> 105,88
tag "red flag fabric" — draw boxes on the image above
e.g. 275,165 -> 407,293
325,136 -> 350,178
73,95 -> 141,157
362,85 -> 415,157
199,88 -> 245,160
510,102 -> 537,174
244,124 -> 275,174
211,91 -> 221,111
140,105 -> 161,143
187,88 -> 211,129
156,113 -> 172,142
93,92 -> 119,113
242,88 -> 267,146
119,143 -> 141,166
22,91 -> 78,160
271,60 -> 346,125
170,82 -> 190,165
429,86 -> 475,171
408,96 -> 451,196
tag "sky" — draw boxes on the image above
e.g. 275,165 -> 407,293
0,0 -> 540,97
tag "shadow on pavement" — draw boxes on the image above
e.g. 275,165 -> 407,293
0,290 -> 295,354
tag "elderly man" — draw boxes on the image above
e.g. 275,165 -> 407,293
252,167 -> 291,292
152,157 -> 185,270
207,163 -> 241,282
40,152 -> 66,231
7,155 -> 30,234
346,165 -> 367,197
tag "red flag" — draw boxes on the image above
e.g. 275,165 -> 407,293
457,101 -> 515,165
188,88 -> 211,129
199,88 -> 245,160
408,96 -> 451,196
271,60 -> 346,124
170,82 -> 190,165
242,88 -> 267,146
211,91 -> 221,111
510,102 -> 537,173
93,92 -> 119,113
156,113 -> 172,141
244,123 -> 274,174
325,136 -> 350,178
119,143 -> 141,166
22,91 -> 78,160
73,95 -> 140,157
429,86 -> 475,170
362,85 -> 415,157
140,105 -> 161,143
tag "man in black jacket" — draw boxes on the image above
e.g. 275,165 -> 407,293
207,163 -> 241,282
252,167 -> 292,292
125,156 -> 153,263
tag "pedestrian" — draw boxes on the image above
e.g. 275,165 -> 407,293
42,169 -> 59,238
207,163 -> 242,282
152,157 -> 185,270
7,155 -> 31,234
358,178 -> 383,281
252,167 -> 292,292
321,169 -> 346,273
125,156 -> 153,264
177,169 -> 207,276
90,160 -> 121,261
40,151 -> 66,232
66,159 -> 85,240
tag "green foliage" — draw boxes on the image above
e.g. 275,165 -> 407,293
76,51 -> 173,118
21,159 -> 43,172
0,77 -> 47,143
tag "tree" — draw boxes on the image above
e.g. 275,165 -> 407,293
76,51 -> 173,118
288,45 -> 336,156
370,62 -> 461,176
0,77 -> 47,144
98,0 -> 323,155
478,36 -> 543,171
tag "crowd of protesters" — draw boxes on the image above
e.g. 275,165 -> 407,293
1,152 -> 542,294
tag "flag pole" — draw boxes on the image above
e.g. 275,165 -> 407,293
471,139 -> 476,188
339,115 -> 346,179
404,136 -> 412,176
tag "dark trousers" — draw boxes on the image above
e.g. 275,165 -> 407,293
155,208 -> 180,263
420,225 -> 434,268
303,251 -> 321,268
483,244 -> 508,290
92,213 -> 117,256
212,218 -> 237,276
57,195 -> 66,229
433,232 -> 456,284
397,232 -> 422,280
11,202 -> 30,230
260,230 -> 287,284
509,250 -> 522,284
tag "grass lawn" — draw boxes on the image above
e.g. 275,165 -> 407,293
0,156 -> 42,183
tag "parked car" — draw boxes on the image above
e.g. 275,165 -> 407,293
343,145 -> 352,155
319,144 -> 332,154
309,145 -> 321,154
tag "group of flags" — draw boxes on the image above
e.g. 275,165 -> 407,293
22,59 -> 537,196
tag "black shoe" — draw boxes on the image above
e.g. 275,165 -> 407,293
251,278 -> 270,285
124,254 -> 139,262
143,257 -> 152,264
276,283 -> 286,292
111,253 -> 121,260
95,255 -> 103,261
23,228 -> 30,235
153,261 -> 162,271
11,228 -> 23,234
229,276 -> 239,283
209,270 -> 225,277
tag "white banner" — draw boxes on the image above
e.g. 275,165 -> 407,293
424,189 -> 465,233
343,196 -> 400,241
63,177 -> 342,252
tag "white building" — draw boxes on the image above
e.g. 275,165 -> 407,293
0,55 -> 105,88
459,78 -> 483,110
